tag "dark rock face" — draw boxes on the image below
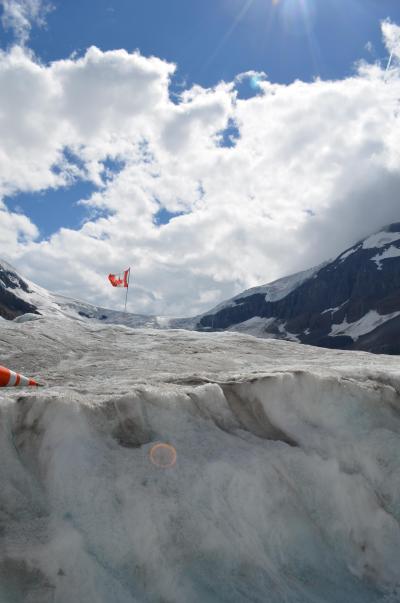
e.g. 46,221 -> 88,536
0,265 -> 40,320
198,223 -> 400,355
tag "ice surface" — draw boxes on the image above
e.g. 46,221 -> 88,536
1,317 -> 400,602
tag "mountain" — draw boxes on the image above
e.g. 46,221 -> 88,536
195,223 -> 400,355
0,259 -> 161,328
0,259 -> 42,320
2,222 -> 400,354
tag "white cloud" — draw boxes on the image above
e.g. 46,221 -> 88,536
0,200 -> 38,254
0,0 -> 52,44
382,20 -> 400,61
0,23 -> 400,316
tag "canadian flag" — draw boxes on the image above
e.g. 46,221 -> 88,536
108,268 -> 130,288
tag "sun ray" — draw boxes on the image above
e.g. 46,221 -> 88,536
297,0 -> 325,77
201,0 -> 255,73
275,0 -> 324,78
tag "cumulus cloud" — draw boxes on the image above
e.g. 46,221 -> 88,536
0,0 -> 52,44
0,200 -> 38,254
0,22 -> 400,316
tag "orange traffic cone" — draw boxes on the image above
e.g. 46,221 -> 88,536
0,365 -> 41,387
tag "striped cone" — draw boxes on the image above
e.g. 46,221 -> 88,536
0,365 -> 41,387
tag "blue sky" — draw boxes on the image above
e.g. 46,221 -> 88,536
2,0 -> 399,240
0,0 -> 399,314
12,0 -> 400,84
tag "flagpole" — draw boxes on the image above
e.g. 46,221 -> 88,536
124,268 -> 131,313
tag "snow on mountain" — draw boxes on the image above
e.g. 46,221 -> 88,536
0,259 -> 161,328
362,230 -> 400,250
330,309 -> 400,341
372,246 -> 400,270
196,223 -> 400,355
168,264 -> 327,337
1,222 -> 400,354
204,263 -> 326,316
1,316 -> 400,602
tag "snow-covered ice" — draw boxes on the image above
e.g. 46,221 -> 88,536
1,316 -> 400,602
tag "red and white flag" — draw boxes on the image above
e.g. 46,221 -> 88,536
108,268 -> 130,288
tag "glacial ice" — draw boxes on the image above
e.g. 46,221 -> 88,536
1,316 -> 400,602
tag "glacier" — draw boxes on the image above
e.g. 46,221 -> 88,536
1,316 -> 400,602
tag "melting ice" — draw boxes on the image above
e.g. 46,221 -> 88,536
1,316 -> 400,602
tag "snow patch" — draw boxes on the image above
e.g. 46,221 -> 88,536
227,316 -> 276,337
362,231 -> 400,250
263,264 -> 323,302
371,245 -> 400,270
330,310 -> 400,341
322,301 -> 348,316
278,322 -> 300,342
338,246 -> 358,262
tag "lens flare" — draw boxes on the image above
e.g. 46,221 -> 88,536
149,443 -> 177,468
249,75 -> 262,90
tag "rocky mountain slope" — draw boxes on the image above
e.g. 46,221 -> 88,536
196,223 -> 400,354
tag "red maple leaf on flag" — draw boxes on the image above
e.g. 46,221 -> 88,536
108,268 -> 130,288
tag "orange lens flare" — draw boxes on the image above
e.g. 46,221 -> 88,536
149,443 -> 177,468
